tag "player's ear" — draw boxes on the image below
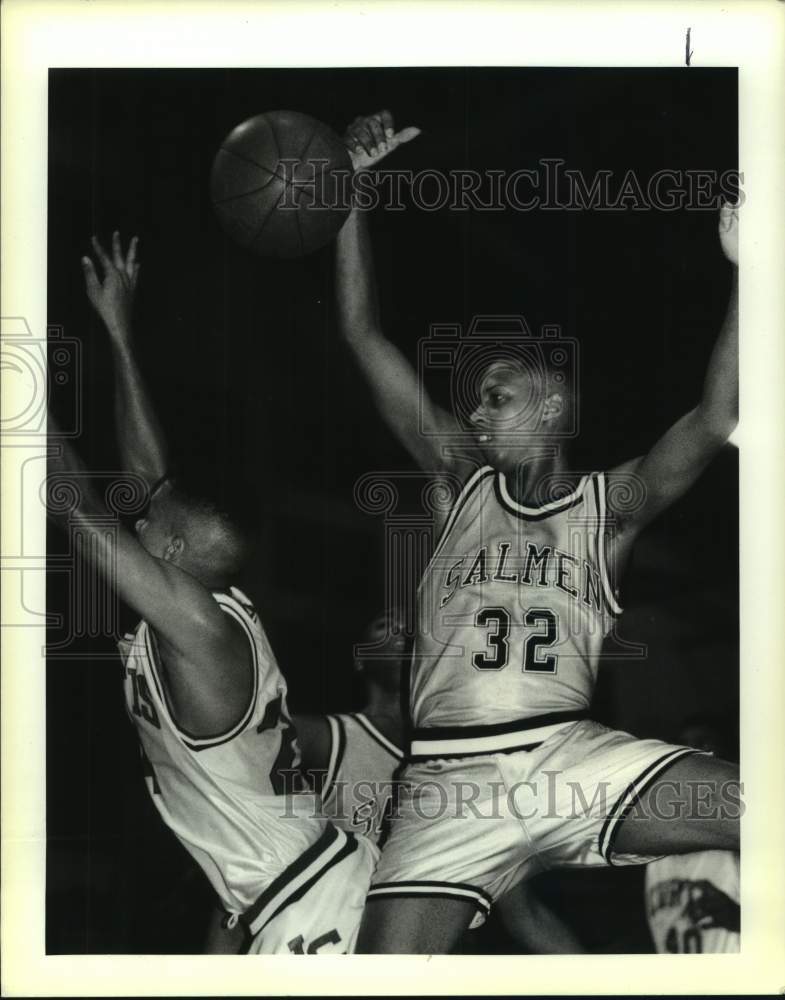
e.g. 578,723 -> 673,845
542,392 -> 564,424
163,535 -> 185,562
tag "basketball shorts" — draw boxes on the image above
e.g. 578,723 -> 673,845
368,717 -> 700,927
231,824 -> 378,954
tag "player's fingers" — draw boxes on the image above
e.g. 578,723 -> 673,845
131,262 -> 141,289
393,125 -> 422,147
365,115 -> 386,151
81,256 -> 101,296
126,235 -> 139,277
91,235 -> 113,272
378,109 -> 395,138
348,122 -> 375,156
111,230 -> 124,269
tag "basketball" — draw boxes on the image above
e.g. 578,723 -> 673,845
210,110 -> 352,259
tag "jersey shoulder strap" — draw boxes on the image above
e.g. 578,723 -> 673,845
321,714 -> 347,802
349,713 -> 404,760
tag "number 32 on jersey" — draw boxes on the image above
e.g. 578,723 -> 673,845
472,606 -> 558,673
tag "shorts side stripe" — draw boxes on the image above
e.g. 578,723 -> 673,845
598,746 -> 699,864
367,880 -> 493,917
250,834 -> 358,939
243,825 -> 355,937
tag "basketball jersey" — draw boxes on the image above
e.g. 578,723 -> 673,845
645,851 -> 740,953
411,466 -> 621,730
118,585 -> 327,916
320,713 -> 403,844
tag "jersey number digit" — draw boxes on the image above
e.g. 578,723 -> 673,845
473,607 -> 559,674
128,667 -> 161,728
472,607 -> 510,670
258,696 -> 300,795
522,608 -> 558,673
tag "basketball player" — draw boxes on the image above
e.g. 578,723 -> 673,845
645,717 -> 740,953
204,608 -> 406,953
47,232 -> 377,954
206,607 -> 583,953
335,111 -> 740,953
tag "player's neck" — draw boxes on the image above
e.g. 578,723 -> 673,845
504,449 -> 571,507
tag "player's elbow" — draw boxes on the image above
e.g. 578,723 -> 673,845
694,401 -> 737,447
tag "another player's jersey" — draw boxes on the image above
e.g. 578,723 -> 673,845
645,851 -> 740,953
411,466 -> 621,731
118,586 -> 326,916
320,713 -> 403,844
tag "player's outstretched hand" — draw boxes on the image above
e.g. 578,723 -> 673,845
344,110 -> 421,172
719,201 -> 738,266
82,231 -> 140,338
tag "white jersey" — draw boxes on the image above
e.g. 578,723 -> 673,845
118,586 -> 327,916
320,713 -> 404,844
411,466 -> 621,735
645,851 -> 740,953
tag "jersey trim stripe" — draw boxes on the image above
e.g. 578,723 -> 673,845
495,471 -> 588,520
241,824 -> 357,937
594,472 -> 623,616
419,466 -> 495,593
142,597 -> 260,751
321,715 -> 347,803
409,710 -> 588,760
352,713 -> 404,759
598,746 -> 700,864
367,880 -> 493,919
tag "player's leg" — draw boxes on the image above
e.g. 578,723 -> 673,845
356,896 -> 475,954
612,753 -> 740,857
360,755 -> 522,953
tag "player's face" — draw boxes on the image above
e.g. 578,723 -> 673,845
364,612 -> 408,665
469,362 -> 550,470
359,612 -> 407,698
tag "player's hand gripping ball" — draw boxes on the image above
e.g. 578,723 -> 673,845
210,110 -> 353,258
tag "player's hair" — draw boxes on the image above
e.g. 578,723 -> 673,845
166,485 -> 250,588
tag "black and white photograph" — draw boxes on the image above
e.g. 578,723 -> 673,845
2,1 -> 784,995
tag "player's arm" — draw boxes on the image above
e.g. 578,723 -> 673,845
48,420 -> 252,736
496,882 -> 585,954
335,111 -> 459,473
82,233 -> 170,490
608,203 -> 738,539
292,713 -> 332,779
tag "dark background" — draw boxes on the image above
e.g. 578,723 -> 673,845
47,67 -> 738,953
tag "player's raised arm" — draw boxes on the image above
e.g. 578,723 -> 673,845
608,202 -> 738,538
335,111 -> 457,473
82,233 -> 170,490
47,415 -> 253,737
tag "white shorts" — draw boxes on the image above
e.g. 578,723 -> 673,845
369,718 -> 699,926
236,824 -> 378,954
